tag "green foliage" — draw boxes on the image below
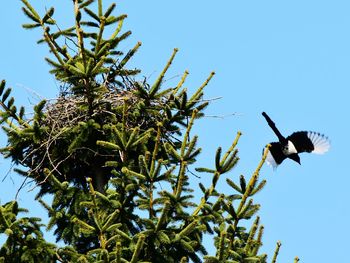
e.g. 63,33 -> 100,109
0,201 -> 56,262
0,0 -> 292,262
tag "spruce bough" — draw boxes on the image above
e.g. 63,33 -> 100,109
0,0 -> 289,262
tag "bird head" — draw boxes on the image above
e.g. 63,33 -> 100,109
289,153 -> 301,165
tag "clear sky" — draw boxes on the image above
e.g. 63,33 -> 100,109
0,1 -> 349,262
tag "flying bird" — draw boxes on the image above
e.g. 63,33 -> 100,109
262,112 -> 330,168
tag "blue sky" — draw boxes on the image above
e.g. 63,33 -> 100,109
0,1 -> 349,262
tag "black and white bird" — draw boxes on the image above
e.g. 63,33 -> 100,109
262,112 -> 330,168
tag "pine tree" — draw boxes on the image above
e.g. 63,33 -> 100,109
0,1 -> 291,262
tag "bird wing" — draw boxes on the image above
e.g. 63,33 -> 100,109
265,142 -> 287,168
287,131 -> 330,154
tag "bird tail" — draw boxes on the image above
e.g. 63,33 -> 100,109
262,112 -> 285,142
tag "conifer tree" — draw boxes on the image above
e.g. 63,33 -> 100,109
0,0 -> 289,262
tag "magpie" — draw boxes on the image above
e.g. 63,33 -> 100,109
262,112 -> 330,168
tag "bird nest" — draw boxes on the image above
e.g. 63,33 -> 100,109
20,89 -> 143,188
43,89 -> 138,131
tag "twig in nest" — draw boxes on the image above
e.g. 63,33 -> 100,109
2,163 -> 15,183
15,176 -> 30,200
